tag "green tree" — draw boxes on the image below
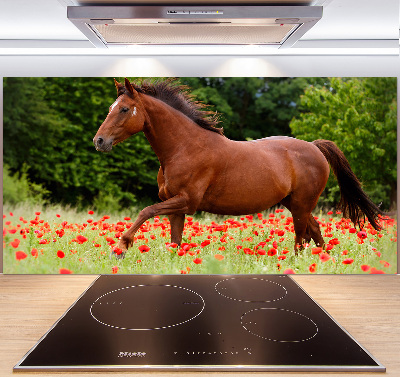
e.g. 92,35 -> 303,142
3,77 -> 63,171
290,77 -> 397,210
181,77 -> 323,140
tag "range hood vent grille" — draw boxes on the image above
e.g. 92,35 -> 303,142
93,24 -> 298,45
67,5 -> 322,48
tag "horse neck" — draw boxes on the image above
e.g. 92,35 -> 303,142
140,93 -> 215,165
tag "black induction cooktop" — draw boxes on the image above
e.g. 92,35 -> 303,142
14,275 -> 384,372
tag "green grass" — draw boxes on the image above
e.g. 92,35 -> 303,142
3,202 -> 397,274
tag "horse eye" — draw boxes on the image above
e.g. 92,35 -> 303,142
120,107 -> 129,113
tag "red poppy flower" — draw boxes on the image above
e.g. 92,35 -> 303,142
193,258 -> 203,264
138,245 -> 150,253
329,238 -> 340,245
113,247 -> 123,255
59,268 -> 72,274
76,235 -> 88,244
379,260 -> 390,268
57,250 -> 65,259
106,237 -> 116,245
369,267 -> 385,274
214,225 -> 226,232
214,254 -> 225,261
342,258 -> 354,265
361,264 -> 371,272
15,251 -> 27,261
357,230 -> 367,239
31,248 -> 38,258
243,248 -> 254,255
178,243 -> 189,252
257,249 -> 266,256
267,248 -> 277,257
56,229 -> 65,238
312,247 -> 323,254
10,239 -> 20,249
88,210 -> 94,215
201,240 -> 211,247
112,266 -> 119,274
283,268 -> 295,274
319,252 -> 331,263
309,263 -> 317,273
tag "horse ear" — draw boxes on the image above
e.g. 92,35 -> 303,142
124,78 -> 139,98
114,78 -> 125,96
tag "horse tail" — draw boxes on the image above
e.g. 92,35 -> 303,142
312,139 -> 383,231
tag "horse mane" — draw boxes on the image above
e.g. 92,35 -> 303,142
122,78 -> 224,135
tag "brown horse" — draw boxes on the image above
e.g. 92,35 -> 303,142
93,78 -> 383,257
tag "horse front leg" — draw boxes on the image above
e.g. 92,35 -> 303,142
113,195 -> 190,258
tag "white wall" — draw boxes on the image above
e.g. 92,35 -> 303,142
0,54 -> 399,77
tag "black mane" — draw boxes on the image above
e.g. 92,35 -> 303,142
124,78 -> 224,135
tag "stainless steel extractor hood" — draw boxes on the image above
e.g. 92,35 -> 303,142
67,5 -> 323,48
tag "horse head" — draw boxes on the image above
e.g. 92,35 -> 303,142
93,78 -> 147,153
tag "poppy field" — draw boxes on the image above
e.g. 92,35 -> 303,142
3,205 -> 397,275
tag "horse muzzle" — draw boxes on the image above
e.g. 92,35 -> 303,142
93,136 -> 113,153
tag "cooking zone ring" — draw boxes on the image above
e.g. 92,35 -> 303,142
90,284 -> 205,330
241,307 -> 319,343
215,277 -> 287,302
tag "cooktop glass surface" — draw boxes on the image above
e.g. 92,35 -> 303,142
14,275 -> 384,372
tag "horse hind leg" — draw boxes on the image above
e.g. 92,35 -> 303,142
280,197 -> 307,253
280,196 -> 323,254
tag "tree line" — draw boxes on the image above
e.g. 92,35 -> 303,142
3,77 -> 397,212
